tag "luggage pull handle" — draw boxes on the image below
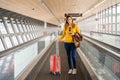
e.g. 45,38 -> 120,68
56,31 -> 59,56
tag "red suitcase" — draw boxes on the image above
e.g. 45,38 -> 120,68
50,55 -> 61,74
50,40 -> 61,75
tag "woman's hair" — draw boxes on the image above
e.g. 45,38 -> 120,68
64,15 -> 75,29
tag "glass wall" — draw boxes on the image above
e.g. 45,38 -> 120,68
0,9 -> 45,51
80,39 -> 120,80
78,15 -> 96,34
0,33 -> 56,80
79,3 -> 120,35
96,3 -> 120,34
0,8 -> 57,80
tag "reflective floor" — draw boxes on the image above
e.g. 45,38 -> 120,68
31,42 -> 86,80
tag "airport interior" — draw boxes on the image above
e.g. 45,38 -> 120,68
0,0 -> 120,80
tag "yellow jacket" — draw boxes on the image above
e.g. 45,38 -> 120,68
59,24 -> 80,43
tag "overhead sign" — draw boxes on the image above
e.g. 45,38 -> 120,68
65,13 -> 82,17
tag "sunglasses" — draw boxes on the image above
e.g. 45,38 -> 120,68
69,27 -> 71,31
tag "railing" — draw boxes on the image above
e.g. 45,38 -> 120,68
90,31 -> 120,49
90,31 -> 120,36
80,34 -> 120,80
0,31 -> 56,80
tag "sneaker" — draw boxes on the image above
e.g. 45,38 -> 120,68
72,69 -> 77,74
68,69 -> 72,74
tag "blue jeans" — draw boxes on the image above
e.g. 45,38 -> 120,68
64,42 -> 76,69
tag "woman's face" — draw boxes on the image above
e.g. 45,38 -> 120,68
67,17 -> 72,25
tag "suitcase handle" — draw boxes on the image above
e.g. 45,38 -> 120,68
56,31 -> 59,56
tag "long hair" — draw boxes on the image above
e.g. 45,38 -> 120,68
64,15 -> 75,30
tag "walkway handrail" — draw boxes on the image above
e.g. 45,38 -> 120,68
90,31 -> 120,36
83,33 -> 120,51
83,34 -> 120,62
0,32 -> 54,58
16,40 -> 55,80
77,48 -> 98,80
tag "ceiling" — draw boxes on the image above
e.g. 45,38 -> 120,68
42,0 -> 100,22
0,0 -> 59,25
0,0 -> 120,26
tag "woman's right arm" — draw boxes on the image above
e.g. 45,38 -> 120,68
58,27 -> 65,41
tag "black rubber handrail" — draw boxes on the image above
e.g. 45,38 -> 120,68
83,34 -> 120,53
83,34 -> 120,62
90,31 -> 120,36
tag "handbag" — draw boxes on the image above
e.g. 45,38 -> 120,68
72,32 -> 83,48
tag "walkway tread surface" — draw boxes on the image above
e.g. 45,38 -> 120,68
37,42 -> 85,80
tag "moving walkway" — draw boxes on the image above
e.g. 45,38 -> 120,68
0,32 -> 120,80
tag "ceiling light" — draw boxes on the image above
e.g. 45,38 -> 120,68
94,0 -> 106,8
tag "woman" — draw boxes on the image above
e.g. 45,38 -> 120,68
58,15 -> 80,74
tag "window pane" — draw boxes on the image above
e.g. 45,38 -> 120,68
106,24 -> 109,33
22,24 -> 27,32
0,39 -> 4,51
35,33 -> 37,38
103,18 -> 105,24
12,36 -> 18,45
26,25 -> 30,31
12,19 -> 19,33
36,32 -> 37,37
106,17 -> 108,24
30,33 -> 33,39
17,20 -> 23,32
18,36 -> 23,43
103,10 -> 105,18
117,24 -> 120,34
26,34 -> 30,40
37,32 -> 39,37
23,35 -> 27,42
31,34 -> 35,39
109,7 -> 112,15
6,18 -> 14,33
113,6 -> 116,14
109,24 -> 112,33
28,25 -> 32,31
0,19 -> 7,34
113,16 -> 115,23
4,37 -> 12,48
117,4 -> 120,23
117,15 -> 120,23
37,33 -> 39,37
34,33 -> 37,38
109,16 -> 111,23
117,4 -> 120,13
32,26 -> 35,31
31,25 -> 34,31
106,9 -> 108,17
34,26 -> 37,31
117,4 -> 120,34
112,24 -> 116,33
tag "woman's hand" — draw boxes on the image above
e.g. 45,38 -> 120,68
69,32 -> 74,36
55,37 -> 59,41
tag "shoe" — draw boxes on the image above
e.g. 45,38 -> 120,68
68,69 -> 72,74
72,69 -> 77,74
